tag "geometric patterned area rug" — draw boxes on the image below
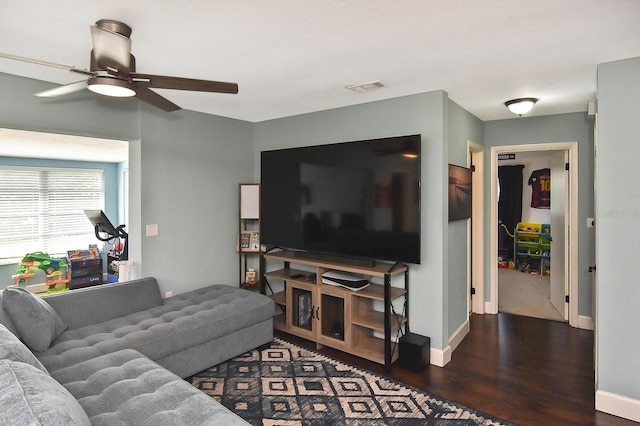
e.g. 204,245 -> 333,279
188,338 -> 514,425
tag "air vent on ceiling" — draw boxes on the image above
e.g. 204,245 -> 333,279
346,80 -> 385,93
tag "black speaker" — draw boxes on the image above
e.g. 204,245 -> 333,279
399,332 -> 430,371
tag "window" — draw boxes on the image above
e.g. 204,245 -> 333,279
0,166 -> 104,262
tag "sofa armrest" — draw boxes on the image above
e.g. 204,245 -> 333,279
43,278 -> 163,330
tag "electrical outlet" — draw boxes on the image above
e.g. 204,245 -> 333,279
165,291 -> 173,298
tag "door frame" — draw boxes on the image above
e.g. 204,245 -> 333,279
489,142 -> 579,327
469,141 -> 485,314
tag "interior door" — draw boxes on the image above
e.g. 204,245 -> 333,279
550,151 -> 568,319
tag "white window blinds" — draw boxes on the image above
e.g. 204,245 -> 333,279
0,166 -> 104,261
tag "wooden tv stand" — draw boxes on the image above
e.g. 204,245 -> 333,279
263,250 -> 408,371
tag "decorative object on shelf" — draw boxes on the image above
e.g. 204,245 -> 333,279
245,268 -> 256,285
239,231 -> 251,250
239,184 -> 259,220
249,232 -> 260,251
504,97 -> 539,116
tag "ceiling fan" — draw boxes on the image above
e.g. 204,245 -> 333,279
0,19 -> 238,112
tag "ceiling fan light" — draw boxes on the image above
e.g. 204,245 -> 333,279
505,97 -> 538,116
88,76 -> 136,97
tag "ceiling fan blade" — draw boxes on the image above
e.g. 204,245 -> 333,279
90,25 -> 131,70
35,80 -> 88,97
131,73 -> 238,94
0,52 -> 94,76
134,86 -> 181,112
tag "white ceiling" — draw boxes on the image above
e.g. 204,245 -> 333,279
0,128 -> 128,163
1,0 -> 639,123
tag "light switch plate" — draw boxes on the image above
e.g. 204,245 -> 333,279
146,224 -> 159,237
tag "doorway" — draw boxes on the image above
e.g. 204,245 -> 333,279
489,142 -> 579,327
497,150 -> 565,321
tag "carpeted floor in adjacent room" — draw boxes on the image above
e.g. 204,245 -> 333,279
498,267 -> 563,321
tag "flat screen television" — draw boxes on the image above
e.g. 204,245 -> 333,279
260,134 -> 421,265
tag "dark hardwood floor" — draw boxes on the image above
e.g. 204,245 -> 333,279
277,313 -> 637,426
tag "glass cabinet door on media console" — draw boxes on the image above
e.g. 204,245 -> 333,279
263,250 -> 408,371
287,279 -> 317,341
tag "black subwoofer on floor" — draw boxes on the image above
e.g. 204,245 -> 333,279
399,332 -> 430,371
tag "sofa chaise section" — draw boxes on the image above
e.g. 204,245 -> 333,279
52,348 -> 249,426
1,277 -> 273,425
38,278 -> 274,377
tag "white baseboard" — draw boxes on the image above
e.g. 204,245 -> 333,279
429,319 -> 469,367
485,301 -> 498,314
430,345 -> 451,367
449,319 -> 470,353
577,315 -> 594,330
596,390 -> 640,422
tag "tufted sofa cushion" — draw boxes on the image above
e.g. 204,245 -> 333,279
0,359 -> 91,426
52,348 -> 248,426
0,323 -> 48,373
37,284 -> 274,373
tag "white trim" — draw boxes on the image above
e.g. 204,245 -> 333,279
430,319 -> 470,367
485,300 -> 497,314
489,142 -> 579,328
469,141 -> 485,314
577,315 -> 594,331
449,318 -> 470,352
596,390 -> 640,422
430,345 -> 452,367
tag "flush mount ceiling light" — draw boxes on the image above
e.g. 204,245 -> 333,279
87,76 -> 136,97
346,80 -> 385,93
504,97 -> 538,116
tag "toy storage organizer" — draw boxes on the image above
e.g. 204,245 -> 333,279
514,222 -> 551,275
68,248 -> 103,289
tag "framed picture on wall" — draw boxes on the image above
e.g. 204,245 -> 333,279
448,164 -> 472,221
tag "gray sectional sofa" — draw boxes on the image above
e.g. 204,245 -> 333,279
0,277 -> 275,425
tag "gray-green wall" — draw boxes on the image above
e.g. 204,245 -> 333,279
254,91 -> 481,351
138,106 -> 254,292
447,100 -> 484,337
0,72 -> 254,297
1,70 -> 606,368
596,57 -> 640,405
483,112 -> 595,318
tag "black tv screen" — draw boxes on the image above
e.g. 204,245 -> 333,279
260,134 -> 421,264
